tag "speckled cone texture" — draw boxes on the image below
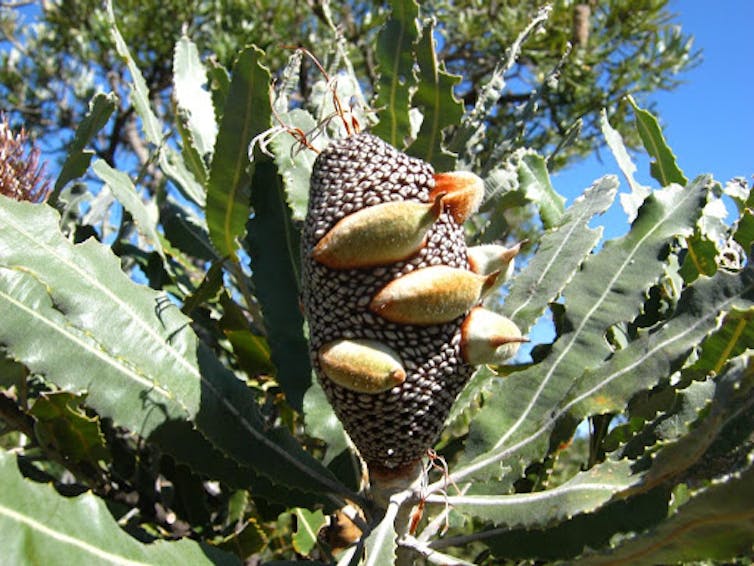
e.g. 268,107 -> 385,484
301,133 -> 476,473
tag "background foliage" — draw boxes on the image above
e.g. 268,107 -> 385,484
1,0 -> 751,564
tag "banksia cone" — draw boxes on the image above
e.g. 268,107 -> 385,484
301,132 -> 521,476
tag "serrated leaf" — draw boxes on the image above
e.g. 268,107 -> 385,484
271,108 -> 324,221
181,260 -> 224,315
245,160 -> 310,411
0,197 -> 348,498
207,45 -> 271,261
628,96 -> 687,187
447,6 -> 551,166
91,159 -> 164,259
106,0 -> 162,146
679,232 -> 719,282
482,486 -> 671,561
161,197 -> 218,262
406,21 -> 462,170
159,145 -> 207,208
561,266 -> 754,421
173,35 -> 217,157
0,449 -> 237,565
30,391 -> 111,466
582,456 -> 754,565
503,176 -> 618,334
304,381 -> 349,466
601,109 -> 651,223
224,330 -> 275,377
645,354 -> 754,486
292,508 -> 327,556
217,518 -> 268,560
456,179 -> 709,485
517,153 -> 565,229
372,0 -> 419,148
691,308 -> 754,375
436,460 -> 638,528
734,207 -> 754,252
53,92 -> 118,198
364,504 -> 398,566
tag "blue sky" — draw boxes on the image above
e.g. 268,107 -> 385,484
552,0 -> 754,241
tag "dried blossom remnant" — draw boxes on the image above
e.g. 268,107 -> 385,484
0,117 -> 50,203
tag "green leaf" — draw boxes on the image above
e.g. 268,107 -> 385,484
161,197 -> 218,262
628,96 -> 687,187
458,178 -> 709,484
600,109 -> 650,222
690,308 -> 754,376
482,486 -> 671,561
303,381 -> 349,466
364,504 -> 398,566
173,35 -> 217,157
437,460 -> 638,528
446,6 -> 551,166
644,353 -> 754,486
406,21 -> 463,170
582,386 -> 754,565
679,232 -> 718,282
30,391 -> 111,466
292,508 -> 327,556
106,0 -> 163,146
207,45 -> 271,261
245,160 -> 311,411
371,0 -> 419,148
0,449 -> 238,565
562,267 -> 754,421
503,176 -> 618,334
217,518 -> 268,560
587,462 -> 754,564
91,159 -> 165,260
517,153 -> 565,229
53,92 -> 118,199
160,137 -> 207,208
0,197 -> 347,498
181,260 -> 224,315
270,108 -> 322,221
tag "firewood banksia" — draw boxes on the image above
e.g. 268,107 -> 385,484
301,132 -> 523,476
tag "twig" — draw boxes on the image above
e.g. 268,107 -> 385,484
400,535 -> 476,566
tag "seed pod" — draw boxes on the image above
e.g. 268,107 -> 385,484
460,307 -> 528,365
467,241 -> 524,285
369,265 -> 498,325
430,171 -> 484,224
319,339 -> 406,393
312,195 -> 445,269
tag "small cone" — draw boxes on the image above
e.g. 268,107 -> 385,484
319,339 -> 406,393
467,241 -> 525,285
431,171 -> 484,224
313,195 -> 444,269
369,266 -> 497,326
460,307 -> 528,365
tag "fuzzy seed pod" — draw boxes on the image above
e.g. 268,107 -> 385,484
319,339 -> 406,393
369,265 -> 498,326
313,194 -> 444,269
467,242 -> 523,285
460,307 -> 527,365
431,171 -> 484,224
302,133 -> 481,473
